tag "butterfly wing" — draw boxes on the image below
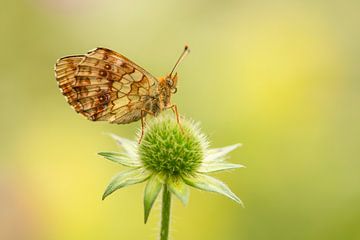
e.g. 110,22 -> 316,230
55,47 -> 159,124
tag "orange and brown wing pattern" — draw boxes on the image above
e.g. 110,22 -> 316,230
55,47 -> 159,124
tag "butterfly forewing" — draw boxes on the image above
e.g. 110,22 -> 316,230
55,47 -> 159,124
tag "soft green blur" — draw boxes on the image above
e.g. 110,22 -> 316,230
1,0 -> 359,239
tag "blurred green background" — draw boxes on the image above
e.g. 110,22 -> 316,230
1,0 -> 359,239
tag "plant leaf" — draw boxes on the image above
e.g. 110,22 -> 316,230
197,162 -> 245,173
204,143 -> 241,162
167,178 -> 190,206
109,133 -> 138,160
102,168 -> 150,200
183,174 -> 243,206
98,151 -> 141,167
143,174 -> 162,224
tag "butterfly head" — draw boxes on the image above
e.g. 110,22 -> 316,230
165,73 -> 178,94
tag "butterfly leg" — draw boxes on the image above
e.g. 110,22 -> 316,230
167,104 -> 183,132
138,109 -> 155,144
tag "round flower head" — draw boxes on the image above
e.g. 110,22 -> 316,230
99,115 -> 244,223
139,117 -> 206,179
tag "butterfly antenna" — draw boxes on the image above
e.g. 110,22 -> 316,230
169,45 -> 190,77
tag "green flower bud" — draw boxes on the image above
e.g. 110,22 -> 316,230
139,115 -> 207,179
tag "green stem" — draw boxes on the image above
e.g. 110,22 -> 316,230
160,184 -> 171,240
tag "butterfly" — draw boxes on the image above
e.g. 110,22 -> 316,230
54,46 -> 190,142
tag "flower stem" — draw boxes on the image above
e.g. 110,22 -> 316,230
160,184 -> 171,240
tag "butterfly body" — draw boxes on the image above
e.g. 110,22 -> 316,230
55,47 -> 186,128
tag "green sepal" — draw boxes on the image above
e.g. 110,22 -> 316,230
102,168 -> 150,200
197,162 -> 245,173
98,151 -> 141,167
204,143 -> 241,162
167,178 -> 190,206
143,174 -> 162,223
183,174 -> 243,206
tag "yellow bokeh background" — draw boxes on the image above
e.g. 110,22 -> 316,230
1,0 -> 359,239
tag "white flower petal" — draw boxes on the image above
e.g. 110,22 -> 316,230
204,143 -> 242,162
102,168 -> 149,200
98,151 -> 141,167
197,162 -> 245,173
109,133 -> 138,160
183,174 -> 243,206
